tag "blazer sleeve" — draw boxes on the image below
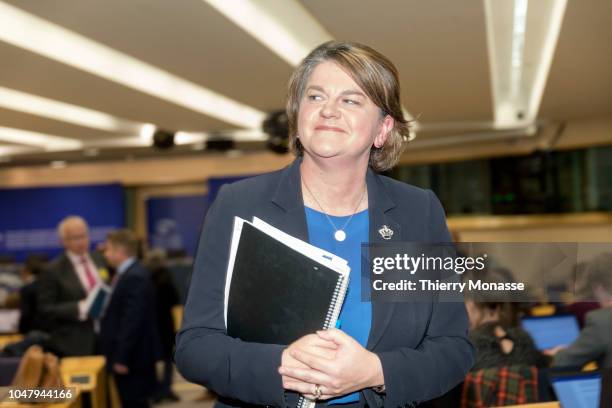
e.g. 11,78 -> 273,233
37,267 -> 80,322
369,190 -> 475,407
174,184 -> 287,407
553,311 -> 606,368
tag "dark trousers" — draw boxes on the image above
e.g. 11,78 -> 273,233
114,374 -> 152,408
157,356 -> 174,396
119,397 -> 150,408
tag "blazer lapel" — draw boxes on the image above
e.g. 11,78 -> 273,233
366,169 -> 401,350
269,158 -> 309,241
63,253 -> 87,299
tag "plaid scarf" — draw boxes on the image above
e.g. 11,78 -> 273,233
461,365 -> 539,407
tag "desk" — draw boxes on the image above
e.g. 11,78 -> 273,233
0,335 -> 23,351
530,305 -> 556,317
60,356 -> 106,408
172,305 -> 183,332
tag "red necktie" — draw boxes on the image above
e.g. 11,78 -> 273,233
80,255 -> 97,291
111,272 -> 120,287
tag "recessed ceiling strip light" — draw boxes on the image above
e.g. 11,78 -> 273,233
205,0 -> 417,132
511,0 -> 528,101
0,86 -> 141,133
485,0 -> 567,127
0,145 -> 35,157
525,0 -> 567,123
204,0 -> 332,66
0,126 -> 82,151
0,1 -> 265,129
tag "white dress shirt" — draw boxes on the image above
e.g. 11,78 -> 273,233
68,251 -> 102,321
67,251 -> 101,293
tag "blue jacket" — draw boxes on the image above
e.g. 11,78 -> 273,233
176,158 -> 475,408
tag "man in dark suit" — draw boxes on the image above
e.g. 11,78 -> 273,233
37,216 -> 107,356
145,251 -> 180,403
101,229 -> 160,408
551,253 -> 612,369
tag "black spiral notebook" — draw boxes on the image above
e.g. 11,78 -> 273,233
224,217 -> 350,408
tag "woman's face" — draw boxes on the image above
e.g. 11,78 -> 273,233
297,61 -> 393,165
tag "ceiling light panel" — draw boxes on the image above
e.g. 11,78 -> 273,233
206,0 -> 418,129
0,126 -> 82,151
0,86 -> 141,133
204,0 -> 332,66
485,0 -> 568,127
0,1 -> 265,129
522,0 -> 568,124
0,144 -> 35,157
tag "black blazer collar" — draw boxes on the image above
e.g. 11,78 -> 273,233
59,252 -> 87,297
271,157 -> 397,214
270,157 -> 303,213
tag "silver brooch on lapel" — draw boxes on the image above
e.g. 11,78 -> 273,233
378,225 -> 394,240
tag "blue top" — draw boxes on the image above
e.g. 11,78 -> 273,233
305,206 -> 371,405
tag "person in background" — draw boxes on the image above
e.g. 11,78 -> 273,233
145,249 -> 180,403
459,269 -> 547,407
18,255 -> 47,334
465,299 -> 546,371
561,262 -> 600,328
101,229 -> 160,408
37,215 -> 106,356
549,252 -> 612,369
461,267 -> 546,371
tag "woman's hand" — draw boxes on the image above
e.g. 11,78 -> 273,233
278,328 -> 384,400
281,333 -> 338,379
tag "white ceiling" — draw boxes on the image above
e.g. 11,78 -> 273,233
0,0 -> 610,165
540,0 -> 612,120
300,0 -> 494,122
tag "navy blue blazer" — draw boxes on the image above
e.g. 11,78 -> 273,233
176,158 -> 475,408
101,261 -> 159,400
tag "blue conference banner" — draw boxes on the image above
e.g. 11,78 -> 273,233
145,176 -> 258,258
147,194 -> 208,257
207,175 -> 256,206
0,183 -> 125,262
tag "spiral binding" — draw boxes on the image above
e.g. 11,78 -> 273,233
295,273 -> 350,408
325,274 -> 350,330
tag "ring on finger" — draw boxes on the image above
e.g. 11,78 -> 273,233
313,384 -> 323,400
